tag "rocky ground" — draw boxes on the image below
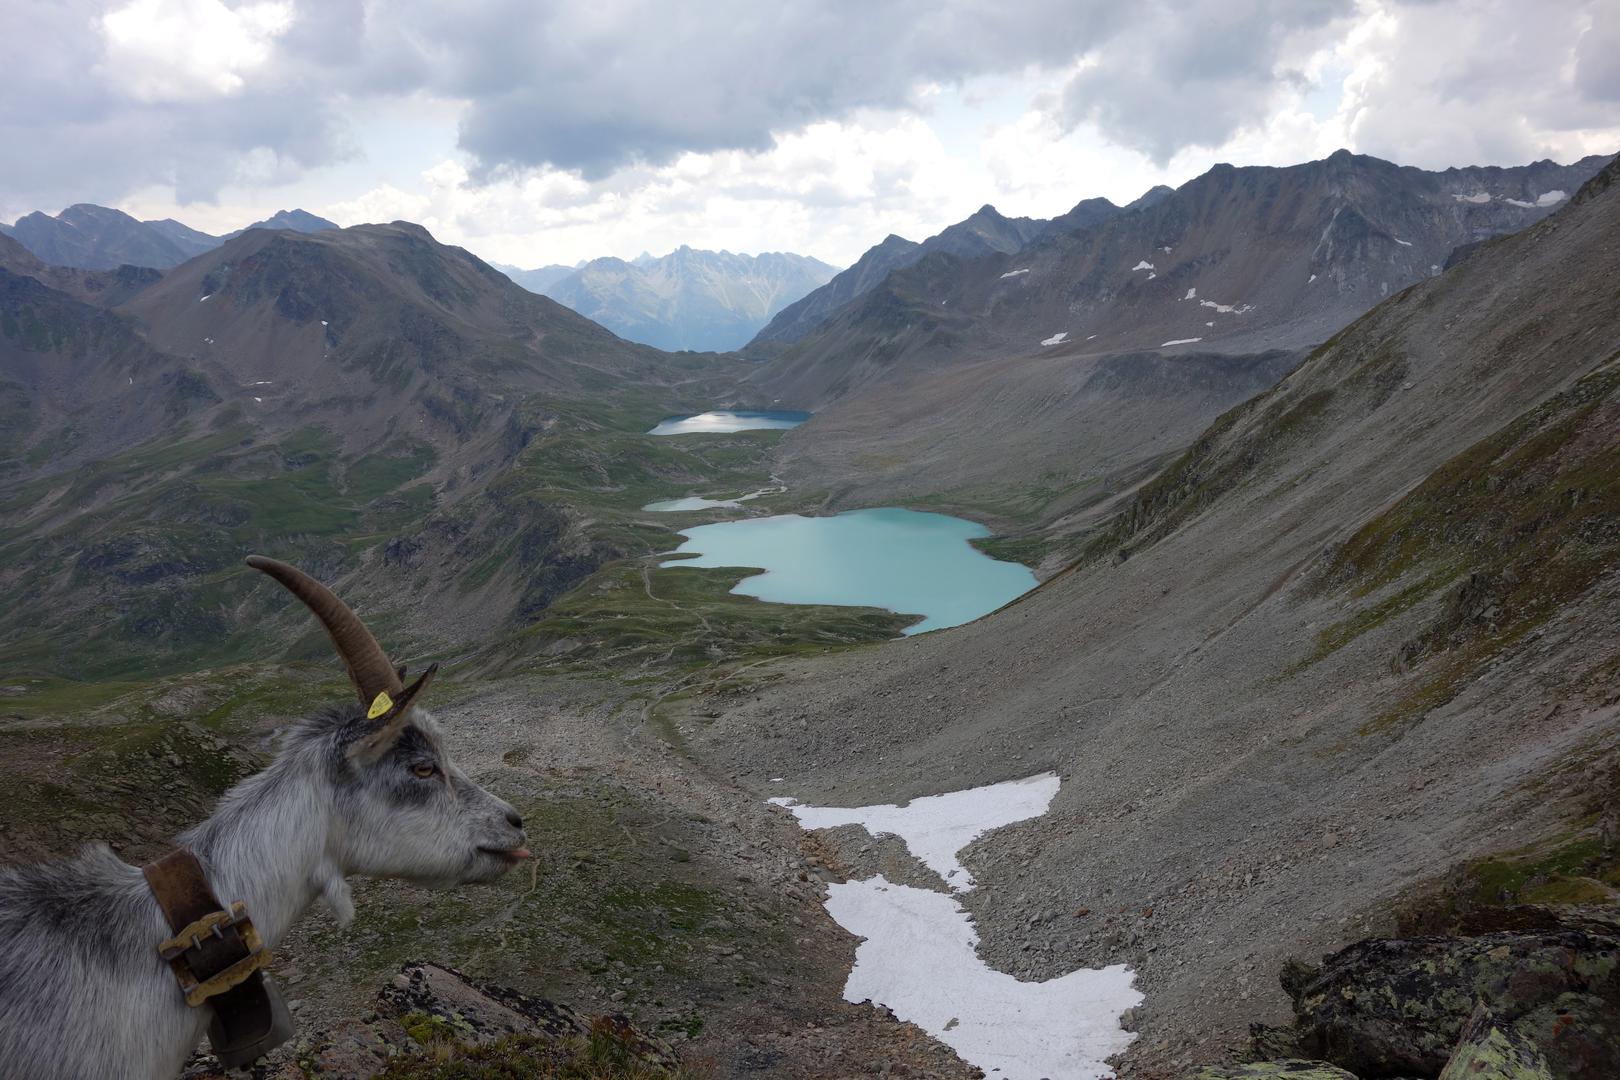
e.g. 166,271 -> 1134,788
272,669 -> 975,1078
0,654 -> 974,1079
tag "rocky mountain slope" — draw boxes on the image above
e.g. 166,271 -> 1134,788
144,218 -> 227,261
750,234 -> 924,346
747,152 -> 1612,530
0,233 -> 163,308
768,344 -> 1302,548
751,186 -> 1180,349
523,246 -> 837,351
0,205 -> 337,270
752,204 -> 1053,346
694,156 -> 1620,1074
0,220 -> 747,680
758,151 -> 1611,408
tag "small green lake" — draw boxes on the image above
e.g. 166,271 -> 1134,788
663,508 -> 1037,634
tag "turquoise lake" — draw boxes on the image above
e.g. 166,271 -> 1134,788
648,409 -> 811,435
662,507 -> 1038,634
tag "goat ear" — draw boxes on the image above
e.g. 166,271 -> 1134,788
348,663 -> 438,764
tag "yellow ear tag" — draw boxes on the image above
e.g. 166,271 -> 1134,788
367,691 -> 394,720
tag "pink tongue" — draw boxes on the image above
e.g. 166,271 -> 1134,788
510,848 -> 532,860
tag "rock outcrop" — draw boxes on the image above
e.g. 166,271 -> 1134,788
1195,1062 -> 1359,1079
1283,930 -> 1619,1076
181,962 -> 684,1079
1223,929 -> 1620,1080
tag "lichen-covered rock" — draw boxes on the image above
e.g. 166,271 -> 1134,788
299,1018 -> 416,1076
1506,992 -> 1620,1079
374,961 -> 681,1072
375,961 -> 591,1048
1194,1060 -> 1361,1079
1285,931 -> 1620,1076
1439,1003 -> 1552,1080
182,962 -> 683,1079
1247,1021 -> 1306,1061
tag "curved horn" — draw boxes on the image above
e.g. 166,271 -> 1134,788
245,555 -> 403,708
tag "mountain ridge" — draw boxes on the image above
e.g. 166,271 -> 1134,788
1,205 -> 339,270
749,201 -> 1076,346
754,149 -> 1613,407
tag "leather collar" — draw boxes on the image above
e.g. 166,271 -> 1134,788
142,848 -> 292,1067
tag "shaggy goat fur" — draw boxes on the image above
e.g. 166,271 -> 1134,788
0,704 -> 527,1080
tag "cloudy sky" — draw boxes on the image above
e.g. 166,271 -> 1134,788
4,0 -> 1617,269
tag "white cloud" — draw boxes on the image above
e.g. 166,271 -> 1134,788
6,0 -> 1616,268
1057,0 -> 1354,164
1336,0 -> 1620,168
308,111 -> 986,267
100,0 -> 294,102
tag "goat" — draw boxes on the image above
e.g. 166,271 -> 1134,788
0,556 -> 531,1080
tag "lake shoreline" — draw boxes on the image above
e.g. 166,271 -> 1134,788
660,507 -> 1038,635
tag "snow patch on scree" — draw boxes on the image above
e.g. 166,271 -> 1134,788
771,773 -> 1058,890
773,775 -> 1140,1080
1130,260 -> 1154,272
826,876 -> 1139,1080
1000,267 -> 1030,278
1507,189 -> 1568,209
1041,331 -> 1069,347
1162,337 -> 1203,347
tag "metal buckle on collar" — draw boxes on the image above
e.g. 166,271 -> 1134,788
157,901 -> 272,1007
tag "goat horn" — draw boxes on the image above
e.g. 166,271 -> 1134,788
245,555 -> 404,708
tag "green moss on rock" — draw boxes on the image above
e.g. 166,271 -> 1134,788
1195,1063 -> 1359,1080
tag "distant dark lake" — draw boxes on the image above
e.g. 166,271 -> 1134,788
647,409 -> 811,435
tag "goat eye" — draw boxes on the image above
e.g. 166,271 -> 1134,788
410,764 -> 437,779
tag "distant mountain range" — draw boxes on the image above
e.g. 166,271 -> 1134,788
500,247 -> 838,351
0,204 -> 339,270
755,150 -> 1613,406
494,262 -> 579,294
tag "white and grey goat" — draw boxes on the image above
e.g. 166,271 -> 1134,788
0,556 -> 531,1080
